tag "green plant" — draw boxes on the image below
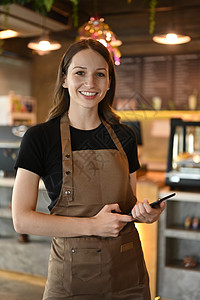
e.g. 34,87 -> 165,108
141,0 -> 158,34
149,0 -> 157,34
70,0 -> 79,27
1,0 -> 54,15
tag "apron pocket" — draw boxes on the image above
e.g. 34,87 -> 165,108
71,248 -> 102,295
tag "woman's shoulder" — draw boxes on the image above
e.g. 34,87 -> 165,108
112,122 -> 137,140
24,116 -> 61,139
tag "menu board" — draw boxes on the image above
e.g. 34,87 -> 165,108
142,56 -> 173,109
115,54 -> 200,110
115,56 -> 142,110
173,54 -> 200,109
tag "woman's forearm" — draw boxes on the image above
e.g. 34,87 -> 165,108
13,210 -> 95,237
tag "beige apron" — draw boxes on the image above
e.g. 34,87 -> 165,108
43,113 -> 151,300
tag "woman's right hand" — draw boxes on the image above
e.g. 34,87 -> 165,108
91,203 -> 133,238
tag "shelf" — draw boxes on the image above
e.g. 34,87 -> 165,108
166,260 -> 200,272
11,112 -> 36,120
116,110 -> 200,121
10,112 -> 36,126
165,226 -> 200,240
157,189 -> 200,299
0,208 -> 12,218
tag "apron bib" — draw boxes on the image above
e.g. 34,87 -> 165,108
43,113 -> 151,300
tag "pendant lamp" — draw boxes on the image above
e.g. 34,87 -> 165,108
27,31 -> 61,55
153,32 -> 191,45
0,29 -> 19,39
152,0 -> 191,45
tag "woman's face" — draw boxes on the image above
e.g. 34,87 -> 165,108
62,49 -> 110,111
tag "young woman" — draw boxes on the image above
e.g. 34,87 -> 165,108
12,39 -> 165,300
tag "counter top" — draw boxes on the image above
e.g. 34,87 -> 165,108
138,171 -> 200,199
138,170 -> 166,188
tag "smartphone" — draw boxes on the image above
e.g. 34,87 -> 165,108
150,192 -> 176,208
114,192 -> 176,215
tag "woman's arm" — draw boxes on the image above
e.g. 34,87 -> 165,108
12,168 -> 133,238
129,172 -> 165,224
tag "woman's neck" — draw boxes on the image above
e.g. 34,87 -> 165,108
68,107 -> 101,130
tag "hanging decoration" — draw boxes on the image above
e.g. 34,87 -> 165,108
77,17 -> 122,65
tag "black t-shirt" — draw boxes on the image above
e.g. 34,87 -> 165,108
15,116 -> 140,210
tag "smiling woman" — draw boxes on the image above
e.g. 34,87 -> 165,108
12,39 -> 165,300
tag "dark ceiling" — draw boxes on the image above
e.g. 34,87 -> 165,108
2,0 -> 200,57
50,0 -> 200,55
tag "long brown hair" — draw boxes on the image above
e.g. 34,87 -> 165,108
48,39 -> 120,124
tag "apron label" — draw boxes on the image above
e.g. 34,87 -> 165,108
120,241 -> 134,253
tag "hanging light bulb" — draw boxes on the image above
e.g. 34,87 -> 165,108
153,32 -> 191,45
77,17 -> 122,65
27,31 -> 61,55
0,29 -> 19,39
152,0 -> 191,46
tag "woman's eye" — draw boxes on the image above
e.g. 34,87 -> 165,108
97,72 -> 105,77
76,71 -> 84,75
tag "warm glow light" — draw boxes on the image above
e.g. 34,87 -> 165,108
98,39 -> 107,47
193,155 -> 200,164
77,17 -> 122,65
110,39 -> 122,47
39,40 -> 51,51
153,33 -> 191,45
27,33 -> 61,55
166,33 -> 178,43
0,29 -> 19,39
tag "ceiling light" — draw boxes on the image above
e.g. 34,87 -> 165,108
153,32 -> 191,45
27,31 -> 61,55
0,29 -> 19,39
77,17 -> 122,65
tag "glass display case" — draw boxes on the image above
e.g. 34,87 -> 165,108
165,118 -> 200,188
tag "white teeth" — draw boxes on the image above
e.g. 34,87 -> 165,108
80,91 -> 97,96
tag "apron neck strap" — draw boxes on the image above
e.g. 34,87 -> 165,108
60,112 -> 127,160
101,119 -> 127,159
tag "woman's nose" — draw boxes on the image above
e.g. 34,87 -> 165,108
84,75 -> 95,88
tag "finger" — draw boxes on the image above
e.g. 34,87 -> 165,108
105,203 -> 121,213
142,199 -> 152,213
118,215 -> 133,223
133,203 -> 143,219
160,202 -> 166,211
137,201 -> 148,217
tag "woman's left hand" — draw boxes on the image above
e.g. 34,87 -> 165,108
131,199 -> 165,224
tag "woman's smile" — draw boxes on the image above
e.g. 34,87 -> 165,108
79,90 -> 98,99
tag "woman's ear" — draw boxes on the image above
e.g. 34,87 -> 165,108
62,74 -> 68,88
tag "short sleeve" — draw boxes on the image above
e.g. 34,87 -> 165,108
14,124 -> 45,177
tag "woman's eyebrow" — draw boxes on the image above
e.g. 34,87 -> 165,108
72,66 -> 87,70
72,66 -> 107,70
96,68 -> 107,71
